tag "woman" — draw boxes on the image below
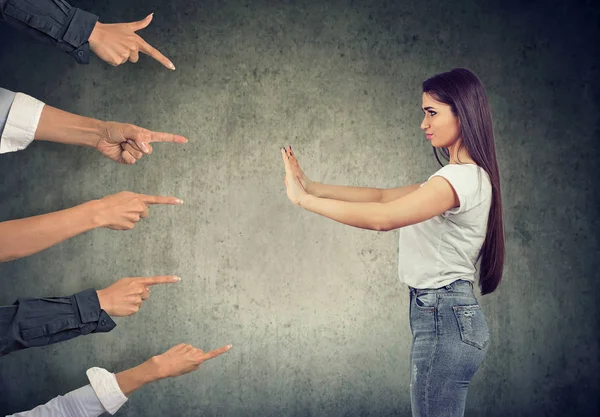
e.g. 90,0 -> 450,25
280,68 -> 504,417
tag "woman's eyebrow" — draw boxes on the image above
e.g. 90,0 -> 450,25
422,106 -> 436,111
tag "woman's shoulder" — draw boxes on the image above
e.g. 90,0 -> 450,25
429,163 -> 492,197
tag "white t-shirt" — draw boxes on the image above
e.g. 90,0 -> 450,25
398,164 -> 492,289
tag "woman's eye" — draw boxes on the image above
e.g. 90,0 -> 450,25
429,111 -> 437,116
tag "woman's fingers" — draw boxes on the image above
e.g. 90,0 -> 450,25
281,147 -> 293,174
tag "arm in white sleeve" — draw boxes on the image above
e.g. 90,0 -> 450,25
0,88 -> 45,154
6,368 -> 127,417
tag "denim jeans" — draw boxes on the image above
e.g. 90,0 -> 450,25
409,280 -> 489,417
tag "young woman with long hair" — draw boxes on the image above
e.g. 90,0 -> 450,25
280,67 -> 504,416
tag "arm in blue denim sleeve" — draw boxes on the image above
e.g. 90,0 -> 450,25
0,0 -> 98,64
0,288 -> 116,356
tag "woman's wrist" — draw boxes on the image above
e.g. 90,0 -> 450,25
304,180 -> 318,196
299,193 -> 315,209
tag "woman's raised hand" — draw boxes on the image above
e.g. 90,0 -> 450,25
281,147 -> 308,206
285,146 -> 313,193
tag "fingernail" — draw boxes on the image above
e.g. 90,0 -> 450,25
168,62 -> 175,70
150,12 -> 154,18
142,142 -> 149,152
175,198 -> 183,204
173,276 -> 181,282
227,344 -> 233,349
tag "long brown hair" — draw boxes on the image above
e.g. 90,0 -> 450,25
423,68 -> 505,295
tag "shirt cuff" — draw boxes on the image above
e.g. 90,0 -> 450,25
0,93 -> 45,154
63,9 -> 98,65
73,289 -> 116,332
63,9 -> 98,48
86,367 -> 128,415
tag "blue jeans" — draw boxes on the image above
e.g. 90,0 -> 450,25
409,280 -> 489,417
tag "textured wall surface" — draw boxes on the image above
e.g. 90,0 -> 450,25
0,0 -> 598,415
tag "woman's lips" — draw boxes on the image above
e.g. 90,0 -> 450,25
426,133 -> 433,140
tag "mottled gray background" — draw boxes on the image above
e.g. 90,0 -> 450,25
0,0 -> 598,416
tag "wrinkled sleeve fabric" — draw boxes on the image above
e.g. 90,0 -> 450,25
6,367 -> 128,416
0,288 -> 116,356
0,0 -> 98,64
0,89 -> 45,154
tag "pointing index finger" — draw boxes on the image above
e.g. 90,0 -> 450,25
140,194 -> 183,205
201,344 -> 233,361
148,130 -> 188,144
139,276 -> 181,286
137,36 -> 175,70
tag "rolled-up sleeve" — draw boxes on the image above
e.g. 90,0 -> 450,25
0,89 -> 45,154
0,288 -> 116,356
6,368 -> 128,416
0,0 -> 98,64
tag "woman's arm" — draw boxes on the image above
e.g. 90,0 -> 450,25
286,146 -> 420,203
308,182 -> 421,203
300,177 -> 457,231
282,148 -> 458,231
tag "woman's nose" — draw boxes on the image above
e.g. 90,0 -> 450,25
420,117 -> 428,131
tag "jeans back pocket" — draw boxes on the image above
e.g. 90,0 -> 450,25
452,305 -> 490,350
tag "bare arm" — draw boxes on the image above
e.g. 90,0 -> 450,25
0,192 -> 182,263
34,104 -> 187,164
285,146 -> 421,203
0,201 -> 100,262
34,105 -> 105,148
308,182 -> 421,203
116,343 -> 232,396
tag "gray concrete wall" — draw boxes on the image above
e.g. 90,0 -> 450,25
0,0 -> 598,415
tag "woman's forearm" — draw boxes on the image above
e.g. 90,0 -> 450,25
307,182 -> 384,202
299,194 -> 388,231
34,105 -> 106,148
0,201 -> 102,262
308,182 -> 420,203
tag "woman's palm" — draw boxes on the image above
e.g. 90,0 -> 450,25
288,148 -> 311,190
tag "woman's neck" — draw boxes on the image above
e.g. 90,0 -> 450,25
447,139 -> 475,165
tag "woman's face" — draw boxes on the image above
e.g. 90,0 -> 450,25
420,92 -> 461,148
